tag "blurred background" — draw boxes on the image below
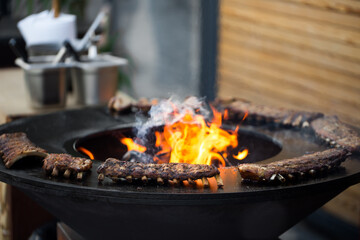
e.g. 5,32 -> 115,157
0,0 -> 359,239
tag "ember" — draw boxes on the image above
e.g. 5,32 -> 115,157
121,97 -> 248,166
77,147 -> 95,160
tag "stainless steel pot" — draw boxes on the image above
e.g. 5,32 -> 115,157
15,56 -> 73,108
71,54 -> 127,105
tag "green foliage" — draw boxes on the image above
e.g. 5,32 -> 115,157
60,0 -> 86,18
117,68 -> 131,89
15,0 -> 86,19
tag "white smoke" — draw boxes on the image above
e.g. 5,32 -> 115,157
135,96 -> 210,141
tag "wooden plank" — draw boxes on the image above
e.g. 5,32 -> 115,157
219,75 -> 341,114
219,67 -> 360,118
219,56 -> 360,108
219,55 -> 360,98
224,0 -> 360,30
218,78 -> 305,110
218,52 -> 360,118
221,29 -> 360,77
218,71 -> 360,126
323,185 -> 360,226
219,43 -> 360,93
221,16 -> 360,62
282,0 -> 360,15
219,0 -> 360,226
0,183 -> 11,240
221,5 -> 360,46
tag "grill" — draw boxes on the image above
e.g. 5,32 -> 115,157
0,107 -> 359,239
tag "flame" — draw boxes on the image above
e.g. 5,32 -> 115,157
242,111 -> 248,121
120,138 -> 147,152
154,105 -> 247,167
233,149 -> 248,160
223,109 -> 229,120
77,147 -> 95,160
120,100 -> 248,167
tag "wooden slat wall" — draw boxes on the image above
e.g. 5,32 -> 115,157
218,0 -> 360,228
217,0 -> 360,127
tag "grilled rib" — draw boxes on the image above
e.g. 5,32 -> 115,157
97,158 -> 222,187
108,96 -> 158,114
213,97 -> 323,128
0,132 -> 47,168
43,153 -> 93,180
311,116 -> 360,153
108,96 -> 132,113
238,148 -> 350,184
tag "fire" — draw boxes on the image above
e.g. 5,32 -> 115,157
120,138 -> 147,153
233,149 -> 248,160
121,98 -> 248,167
77,147 -> 95,160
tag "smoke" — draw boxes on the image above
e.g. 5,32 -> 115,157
135,96 -> 210,143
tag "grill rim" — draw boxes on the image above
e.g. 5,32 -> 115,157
0,106 -> 359,205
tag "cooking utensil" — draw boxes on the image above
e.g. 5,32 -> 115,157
64,40 -> 80,61
15,56 -> 73,108
52,40 -> 81,64
71,7 -> 108,52
9,38 -> 28,63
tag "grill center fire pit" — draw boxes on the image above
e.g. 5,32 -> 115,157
75,125 -> 282,166
0,98 -> 359,239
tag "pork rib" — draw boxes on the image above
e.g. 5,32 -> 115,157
108,96 -> 158,114
213,98 -> 323,128
43,153 -> 93,180
311,116 -> 360,153
97,158 -> 222,187
0,132 -> 47,168
238,148 -> 349,183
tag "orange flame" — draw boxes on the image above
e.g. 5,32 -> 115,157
242,111 -> 248,121
154,105 -> 247,167
77,147 -> 95,160
120,138 -> 147,153
120,101 -> 248,167
233,149 -> 248,160
223,109 -> 229,120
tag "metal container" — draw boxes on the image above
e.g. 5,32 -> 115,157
71,54 -> 127,105
15,56 -> 73,108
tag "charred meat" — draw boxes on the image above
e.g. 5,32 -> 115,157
108,96 -> 158,114
133,98 -> 159,112
213,97 -> 323,128
0,132 -> 47,168
311,116 -> 360,153
238,148 -> 350,184
43,153 -> 92,180
97,158 -> 222,187
108,96 -> 132,113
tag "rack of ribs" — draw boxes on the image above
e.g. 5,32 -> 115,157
238,148 -> 350,184
0,132 -> 47,168
311,116 -> 360,153
43,153 -> 93,180
108,96 -> 158,114
213,97 -> 323,128
97,158 -> 223,187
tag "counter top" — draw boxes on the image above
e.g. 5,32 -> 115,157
0,67 -> 132,124
0,68 -> 78,124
